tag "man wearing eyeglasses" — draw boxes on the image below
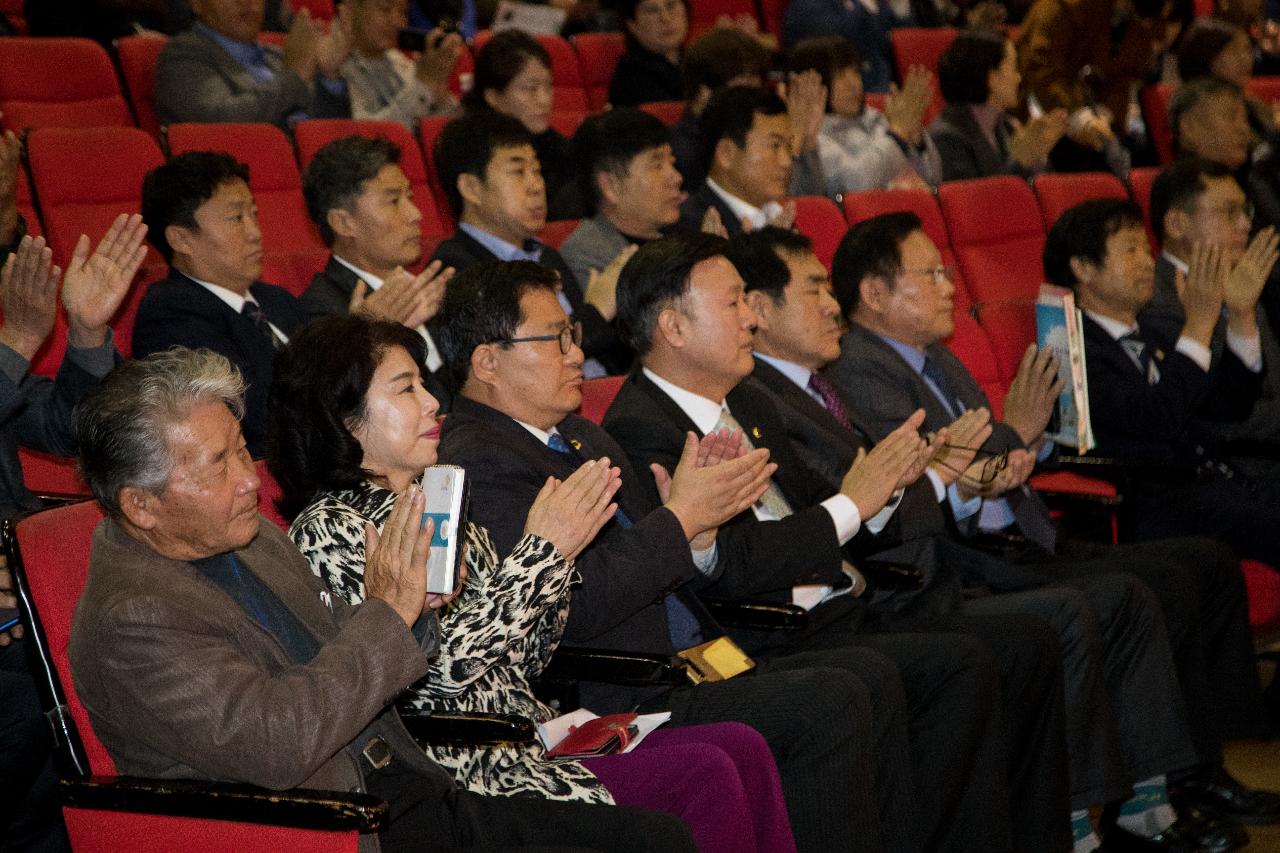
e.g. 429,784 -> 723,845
828,210 -> 1280,846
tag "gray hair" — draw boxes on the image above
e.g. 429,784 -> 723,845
74,348 -> 246,518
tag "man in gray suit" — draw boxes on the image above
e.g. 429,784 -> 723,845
156,0 -> 350,128
68,347 -> 694,853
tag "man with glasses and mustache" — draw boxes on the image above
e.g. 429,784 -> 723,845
828,210 -> 1280,848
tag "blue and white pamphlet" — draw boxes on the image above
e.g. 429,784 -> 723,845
1035,284 -> 1095,453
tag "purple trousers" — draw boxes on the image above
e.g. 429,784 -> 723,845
582,722 -> 796,853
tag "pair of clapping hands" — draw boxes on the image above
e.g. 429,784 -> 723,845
1175,229 -> 1280,345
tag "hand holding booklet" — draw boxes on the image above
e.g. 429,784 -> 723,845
1035,284 -> 1095,454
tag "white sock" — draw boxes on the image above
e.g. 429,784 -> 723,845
1115,774 -> 1178,837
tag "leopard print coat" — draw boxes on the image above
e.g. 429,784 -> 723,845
290,480 -> 613,804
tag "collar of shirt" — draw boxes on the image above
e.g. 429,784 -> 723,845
642,367 -> 726,434
333,255 -> 384,289
184,272 -> 256,314
1161,249 -> 1189,275
754,351 -> 821,403
331,255 -> 443,369
196,22 -> 270,72
705,178 -> 782,232
1083,309 -> 1138,341
459,223 -> 544,263
873,330 -> 929,375
515,418 -> 556,446
968,103 -> 1004,150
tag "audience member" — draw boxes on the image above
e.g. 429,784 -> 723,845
300,134 -> 454,403
68,347 -> 697,853
1172,77 -> 1253,173
134,152 -> 306,457
737,224 -> 1279,845
163,0 -> 292,35
789,36 -> 942,195
155,0 -> 351,127
437,254 -> 1027,853
1179,16 -> 1257,88
828,211 -> 1280,842
1016,0 -> 1178,172
269,313 -> 796,853
670,28 -> 773,190
432,110 -> 631,375
0,216 -> 147,853
608,0 -> 688,106
676,87 -> 821,235
343,0 -> 462,129
463,30 -> 580,219
930,28 -> 1068,182
560,109 -> 680,287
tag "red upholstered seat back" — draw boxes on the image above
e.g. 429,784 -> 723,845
1128,166 -> 1160,250
792,196 -> 847,269
419,115 -> 458,231
256,459 -> 290,531
1139,83 -> 1175,165
639,99 -> 685,126
116,35 -> 168,138
539,219 -> 580,249
1032,172 -> 1128,231
888,27 -> 951,119
579,375 -> 626,425
0,38 -> 134,131
1242,559 -> 1280,627
573,32 -> 626,110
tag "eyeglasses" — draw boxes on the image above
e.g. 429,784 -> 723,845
1204,200 -> 1255,222
497,321 -> 584,355
934,444 -> 1009,485
901,265 -> 956,286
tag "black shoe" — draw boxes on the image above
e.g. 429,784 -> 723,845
1180,767 -> 1280,826
1101,811 -> 1247,852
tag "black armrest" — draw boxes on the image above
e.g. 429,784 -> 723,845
540,647 -> 688,687
1048,455 -> 1198,483
399,710 -> 537,746
60,776 -> 386,833
702,599 -> 808,630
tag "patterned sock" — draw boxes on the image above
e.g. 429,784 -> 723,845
1071,809 -> 1101,853
1115,774 -> 1178,837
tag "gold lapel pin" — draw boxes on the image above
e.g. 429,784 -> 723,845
570,438 -> 583,451
751,426 -> 762,440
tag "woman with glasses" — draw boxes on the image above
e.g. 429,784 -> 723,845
266,314 -> 797,853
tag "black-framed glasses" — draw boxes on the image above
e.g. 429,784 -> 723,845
498,321 -> 584,355
935,444 -> 1009,485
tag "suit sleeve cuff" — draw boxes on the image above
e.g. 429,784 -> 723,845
0,341 -> 28,384
1175,335 -> 1212,372
65,329 -> 116,378
820,493 -> 862,543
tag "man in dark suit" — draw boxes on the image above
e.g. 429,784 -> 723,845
430,110 -> 630,375
134,152 -> 307,458
300,134 -> 454,404
69,348 -> 693,853
435,258 -> 1031,853
830,210 -> 1280,840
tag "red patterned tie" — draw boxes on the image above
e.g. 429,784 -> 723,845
808,372 -> 854,431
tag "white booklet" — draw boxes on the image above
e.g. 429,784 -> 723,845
1035,284 -> 1095,453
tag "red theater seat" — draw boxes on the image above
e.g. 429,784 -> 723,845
686,0 -> 758,41
791,196 -> 847,269
1139,83 -> 1175,165
419,115 -> 457,231
1242,559 -> 1280,627
579,375 -> 626,425
1128,166 -> 1160,250
1032,172 -> 1128,231
573,32 -> 626,110
0,38 -> 134,131
639,100 -> 685,127
115,35 -> 168,138
539,219 -> 581,249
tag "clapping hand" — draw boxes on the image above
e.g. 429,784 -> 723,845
523,458 -> 622,562
350,261 -> 455,330
928,408 -> 994,487
785,70 -> 826,156
1223,227 -> 1280,326
1001,344 -> 1063,446
584,244 -> 638,322
364,485 -> 434,626
0,236 -> 59,361
1177,241 -> 1228,345
957,447 -> 1034,499
654,430 -> 775,544
885,66 -> 934,146
839,410 -> 927,517
62,213 -> 148,349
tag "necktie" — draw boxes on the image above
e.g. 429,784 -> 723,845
921,356 -> 959,416
1120,332 -> 1159,385
546,432 -> 702,648
808,372 -> 853,430
242,300 -> 284,351
713,409 -> 794,520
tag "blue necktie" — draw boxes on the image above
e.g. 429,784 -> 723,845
546,432 -> 703,648
921,356 -> 959,417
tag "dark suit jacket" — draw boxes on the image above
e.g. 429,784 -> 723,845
438,395 -> 716,712
927,103 -> 1033,184
1082,313 -> 1262,462
70,516 -> 450,853
676,183 -> 744,236
300,256 -> 451,407
603,370 -> 857,602
429,230 -> 630,374
132,271 -> 306,457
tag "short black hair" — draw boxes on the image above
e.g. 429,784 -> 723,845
831,212 -> 922,316
141,151 -> 250,263
1042,198 -> 1146,289
788,36 -> 860,113
1150,156 -> 1236,243
1177,17 -> 1247,83
266,315 -> 428,520
616,232 -> 729,356
1169,75 -> 1244,154
302,135 -> 401,246
573,108 -> 673,212
435,110 -> 534,218
464,29 -> 551,110
724,227 -> 815,303
698,85 -> 787,173
937,29 -> 1007,105
618,0 -> 691,48
681,27 -> 771,103
435,260 -> 562,390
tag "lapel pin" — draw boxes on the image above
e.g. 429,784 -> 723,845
570,438 -> 583,451
319,589 -> 332,610
751,426 -> 762,439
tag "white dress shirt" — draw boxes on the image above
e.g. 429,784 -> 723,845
187,275 -> 289,344
705,178 -> 783,233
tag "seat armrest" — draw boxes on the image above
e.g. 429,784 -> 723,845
541,647 -> 688,686
1049,455 -> 1197,482
60,776 -> 386,833
399,711 -> 537,746
702,599 -> 808,630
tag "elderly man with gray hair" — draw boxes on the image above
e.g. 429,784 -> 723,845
67,347 -> 694,853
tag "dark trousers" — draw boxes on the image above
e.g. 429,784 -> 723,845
1134,477 -> 1280,575
367,760 -> 696,853
0,641 -> 70,853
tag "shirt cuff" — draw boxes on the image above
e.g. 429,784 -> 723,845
1226,327 -> 1264,372
1175,335 -> 1212,373
65,329 -> 116,378
864,489 -> 903,534
318,76 -> 348,97
820,493 -> 862,544
925,468 -> 947,502
947,482 -> 983,521
691,541 -> 718,576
